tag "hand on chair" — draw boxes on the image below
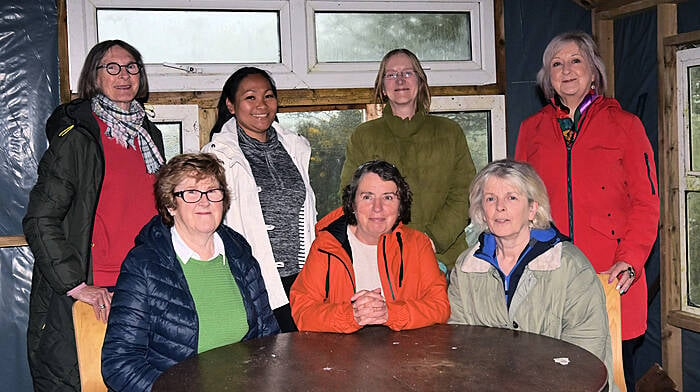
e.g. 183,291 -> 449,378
69,285 -> 114,322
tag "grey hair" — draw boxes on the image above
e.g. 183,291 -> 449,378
469,159 -> 552,233
536,31 -> 607,101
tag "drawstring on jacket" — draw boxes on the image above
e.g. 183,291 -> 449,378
325,253 -> 331,300
396,232 -> 404,288
320,249 -> 355,300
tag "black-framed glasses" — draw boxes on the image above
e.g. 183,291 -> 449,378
173,189 -> 225,203
384,70 -> 416,80
96,62 -> 142,76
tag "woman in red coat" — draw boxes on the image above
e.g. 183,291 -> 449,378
515,31 -> 659,391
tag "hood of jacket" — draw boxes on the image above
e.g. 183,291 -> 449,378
207,117 -> 307,163
45,99 -> 101,142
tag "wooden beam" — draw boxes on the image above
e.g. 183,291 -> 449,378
592,14 -> 615,97
664,29 -> 700,47
145,84 -> 501,111
494,0 -> 506,95
657,3 -> 683,389
0,236 -> 28,248
571,0 -> 598,9
57,0 -> 70,104
596,0 -> 685,20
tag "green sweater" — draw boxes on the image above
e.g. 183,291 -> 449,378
180,255 -> 249,353
340,106 -> 476,267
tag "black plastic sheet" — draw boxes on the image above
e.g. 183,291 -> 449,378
0,1 -> 58,391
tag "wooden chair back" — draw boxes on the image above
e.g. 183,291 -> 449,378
72,301 -> 108,392
597,274 -> 626,392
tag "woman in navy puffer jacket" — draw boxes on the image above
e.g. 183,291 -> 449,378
102,153 -> 279,391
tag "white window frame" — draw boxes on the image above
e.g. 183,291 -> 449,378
676,46 -> 700,316
430,95 -> 506,161
147,104 -> 201,156
67,0 -> 496,92
67,0 -> 294,92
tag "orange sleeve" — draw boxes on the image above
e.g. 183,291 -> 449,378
384,233 -> 450,331
290,239 -> 361,334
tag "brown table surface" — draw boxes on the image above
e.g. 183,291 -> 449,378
153,324 -> 608,392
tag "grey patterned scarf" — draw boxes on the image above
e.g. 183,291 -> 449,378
91,94 -> 164,173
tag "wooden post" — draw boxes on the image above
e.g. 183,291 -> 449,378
658,4 -> 683,389
592,13 -> 615,97
57,0 -> 71,104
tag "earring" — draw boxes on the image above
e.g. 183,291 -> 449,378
528,220 -> 534,229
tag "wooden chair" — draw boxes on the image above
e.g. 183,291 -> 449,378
636,363 -> 679,392
72,301 -> 108,392
597,274 -> 626,392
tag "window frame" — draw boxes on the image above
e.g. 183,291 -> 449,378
429,95 -> 506,163
67,0 -> 496,92
676,46 -> 700,318
148,104 -> 201,158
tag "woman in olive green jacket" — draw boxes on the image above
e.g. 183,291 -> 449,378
448,159 -> 617,391
339,49 -> 476,268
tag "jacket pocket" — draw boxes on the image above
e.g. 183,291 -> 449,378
589,214 -> 620,240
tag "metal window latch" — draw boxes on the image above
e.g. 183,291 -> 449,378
162,63 -> 202,73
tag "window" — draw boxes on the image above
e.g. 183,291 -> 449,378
676,47 -> 700,316
67,0 -> 495,92
148,104 -> 200,161
277,109 -> 365,216
430,95 -> 506,171
277,95 -> 505,217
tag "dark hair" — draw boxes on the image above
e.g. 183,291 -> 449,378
209,67 -> 278,140
341,160 -> 412,226
373,49 -> 431,113
537,31 -> 607,100
77,40 -> 150,102
154,153 -> 231,226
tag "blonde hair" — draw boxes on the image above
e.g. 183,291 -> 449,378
373,49 -> 431,113
469,159 -> 552,233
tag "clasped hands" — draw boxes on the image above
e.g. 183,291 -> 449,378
351,288 -> 388,326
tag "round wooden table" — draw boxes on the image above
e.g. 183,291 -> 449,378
153,324 -> 608,392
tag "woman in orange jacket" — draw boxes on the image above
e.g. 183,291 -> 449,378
290,160 -> 450,333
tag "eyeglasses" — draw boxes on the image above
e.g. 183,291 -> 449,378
96,62 -> 142,76
173,188 -> 225,203
383,70 -> 416,80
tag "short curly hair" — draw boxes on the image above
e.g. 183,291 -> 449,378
341,160 -> 412,227
154,153 -> 230,226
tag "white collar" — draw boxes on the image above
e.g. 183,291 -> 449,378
171,226 -> 225,264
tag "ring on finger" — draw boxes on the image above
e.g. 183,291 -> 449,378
626,266 -> 636,280
99,304 -> 106,309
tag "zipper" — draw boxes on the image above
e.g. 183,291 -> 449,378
566,144 -> 574,241
381,237 -> 396,301
318,249 -> 356,298
644,153 -> 656,195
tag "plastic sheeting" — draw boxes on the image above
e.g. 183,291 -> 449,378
1,1 -> 58,391
504,0 -> 591,156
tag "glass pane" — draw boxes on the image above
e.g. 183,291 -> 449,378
691,65 -> 700,171
439,111 -> 491,172
315,12 -> 471,62
277,110 -> 365,217
155,122 -> 183,162
687,192 -> 700,307
97,10 -> 280,64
